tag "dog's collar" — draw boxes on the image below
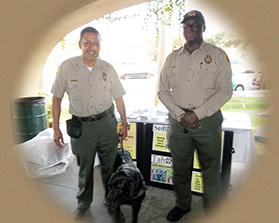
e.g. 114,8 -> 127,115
116,163 -> 138,172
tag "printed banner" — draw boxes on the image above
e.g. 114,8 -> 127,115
152,124 -> 170,152
150,154 -> 173,185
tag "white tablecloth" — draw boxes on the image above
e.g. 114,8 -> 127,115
222,112 -> 256,168
128,109 -> 257,169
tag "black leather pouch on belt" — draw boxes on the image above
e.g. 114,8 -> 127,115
66,117 -> 82,138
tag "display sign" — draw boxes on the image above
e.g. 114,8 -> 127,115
118,122 -> 137,159
150,123 -> 204,193
150,154 -> 173,185
191,171 -> 204,193
152,124 -> 170,153
193,150 -> 201,169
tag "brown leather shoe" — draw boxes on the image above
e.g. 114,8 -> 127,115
73,208 -> 87,221
166,206 -> 191,222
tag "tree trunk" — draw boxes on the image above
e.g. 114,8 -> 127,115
154,0 -> 173,107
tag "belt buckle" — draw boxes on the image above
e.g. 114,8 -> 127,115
89,115 -> 96,122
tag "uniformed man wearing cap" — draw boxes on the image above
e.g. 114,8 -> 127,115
51,27 -> 128,221
158,10 -> 233,222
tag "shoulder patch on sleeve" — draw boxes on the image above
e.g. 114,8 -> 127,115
114,69 -> 119,78
56,65 -> 61,76
224,52 -> 230,64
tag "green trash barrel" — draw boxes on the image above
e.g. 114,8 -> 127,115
11,96 -> 48,144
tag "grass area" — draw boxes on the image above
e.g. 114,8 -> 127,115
221,97 -> 270,133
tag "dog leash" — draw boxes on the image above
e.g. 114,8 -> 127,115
119,134 -> 126,164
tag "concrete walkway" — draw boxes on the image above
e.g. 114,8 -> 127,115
34,157 -> 246,223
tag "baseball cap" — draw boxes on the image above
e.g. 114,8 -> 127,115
181,10 -> 205,25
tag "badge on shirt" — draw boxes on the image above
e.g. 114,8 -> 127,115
102,72 -> 108,81
204,55 -> 212,64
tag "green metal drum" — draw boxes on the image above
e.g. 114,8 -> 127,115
11,96 -> 48,143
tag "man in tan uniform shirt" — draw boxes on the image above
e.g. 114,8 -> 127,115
51,27 -> 128,221
158,10 -> 232,222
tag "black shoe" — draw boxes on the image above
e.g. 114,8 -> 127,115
108,207 -> 125,223
73,208 -> 87,221
166,206 -> 191,222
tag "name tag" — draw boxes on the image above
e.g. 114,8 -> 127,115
71,79 -> 79,82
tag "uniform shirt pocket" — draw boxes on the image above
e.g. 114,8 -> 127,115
100,81 -> 112,99
198,64 -> 218,90
67,80 -> 86,101
168,67 -> 181,91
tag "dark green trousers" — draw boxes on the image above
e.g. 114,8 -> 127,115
168,110 -> 223,211
71,113 -> 118,210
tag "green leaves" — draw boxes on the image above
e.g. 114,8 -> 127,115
205,31 -> 247,49
97,0 -> 185,36
60,38 -> 66,50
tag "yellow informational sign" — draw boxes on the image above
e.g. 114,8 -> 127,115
153,132 -> 169,152
152,124 -> 170,153
118,122 -> 137,159
191,171 -> 203,193
193,150 -> 201,169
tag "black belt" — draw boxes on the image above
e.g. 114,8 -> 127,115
73,105 -> 113,122
181,108 -> 193,113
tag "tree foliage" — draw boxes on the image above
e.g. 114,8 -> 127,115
144,0 -> 185,34
205,31 -> 248,50
148,31 -> 249,62
99,0 -> 185,35
172,35 -> 185,50
170,31 -> 247,50
60,38 -> 66,50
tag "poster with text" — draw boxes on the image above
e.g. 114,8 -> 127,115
118,122 -> 137,159
150,154 -> 173,185
191,171 -> 204,193
152,124 -> 170,153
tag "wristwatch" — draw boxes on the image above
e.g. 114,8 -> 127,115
122,121 -> 130,129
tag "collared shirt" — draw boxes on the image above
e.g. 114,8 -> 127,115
51,56 -> 126,117
158,42 -> 233,121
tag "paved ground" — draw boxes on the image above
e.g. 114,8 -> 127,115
34,158 -> 247,223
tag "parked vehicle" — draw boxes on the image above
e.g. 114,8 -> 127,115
232,69 -> 259,91
120,72 -> 154,79
252,72 -> 269,89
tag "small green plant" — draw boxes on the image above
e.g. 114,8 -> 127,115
38,90 -> 53,127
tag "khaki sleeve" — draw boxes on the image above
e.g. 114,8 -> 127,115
51,63 -> 66,98
109,65 -> 126,100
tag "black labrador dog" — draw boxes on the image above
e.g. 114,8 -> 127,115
105,148 -> 146,223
